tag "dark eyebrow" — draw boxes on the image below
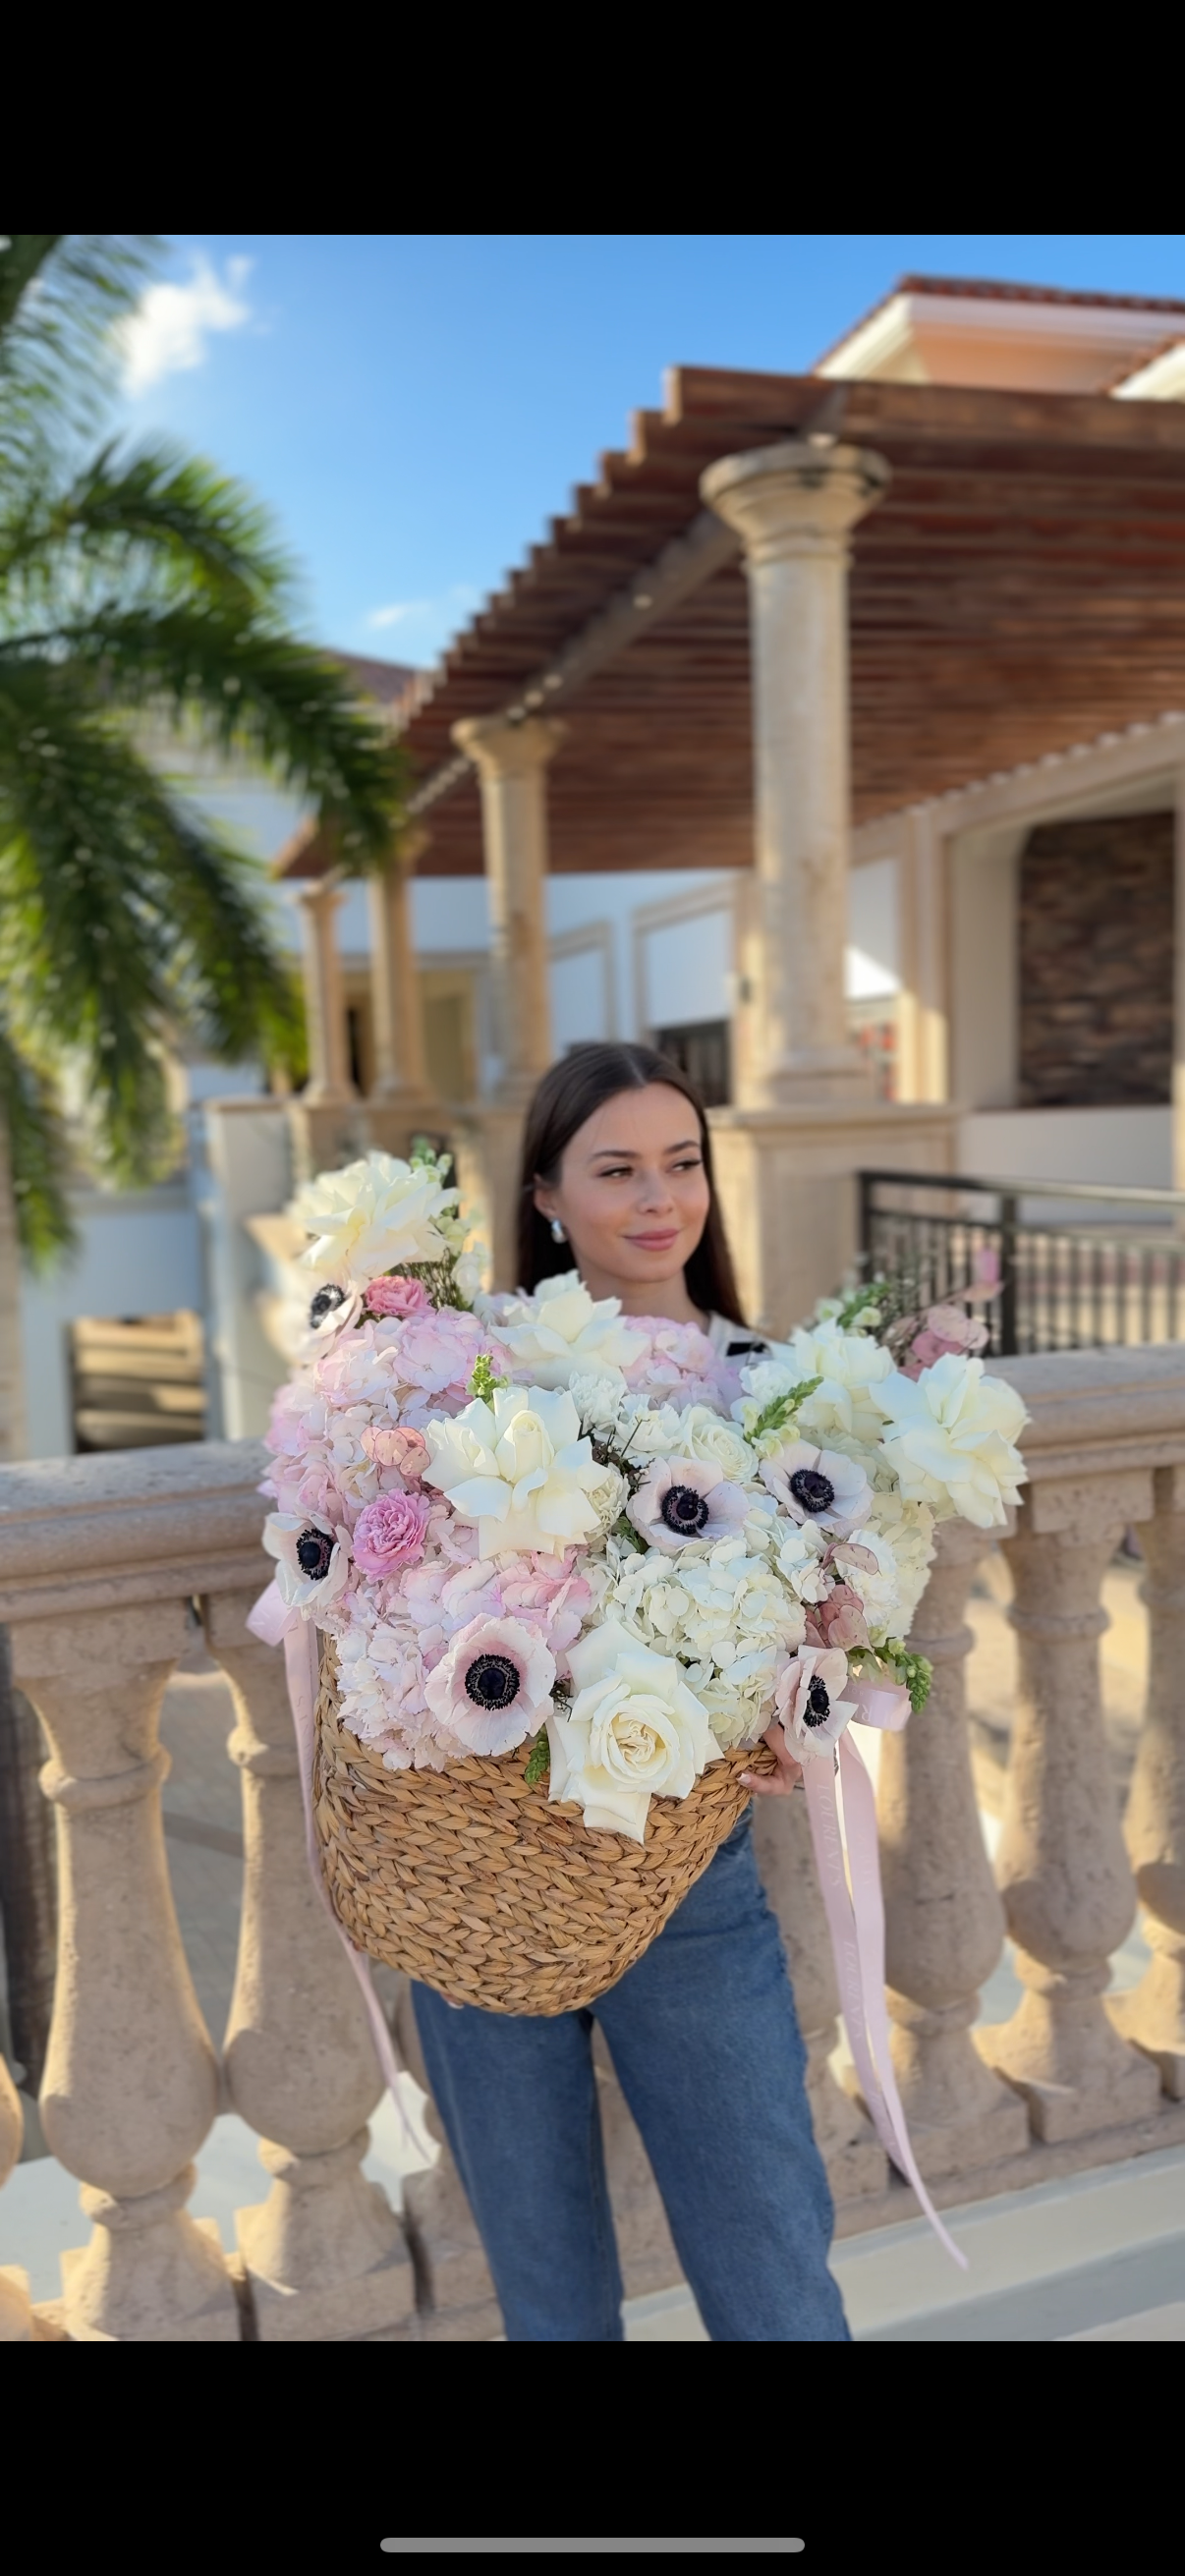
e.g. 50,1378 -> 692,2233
588,1138 -> 701,1159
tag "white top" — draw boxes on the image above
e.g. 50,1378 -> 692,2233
706,1313 -> 771,1362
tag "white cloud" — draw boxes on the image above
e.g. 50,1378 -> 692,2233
365,585 -> 480,659
117,254 -> 253,394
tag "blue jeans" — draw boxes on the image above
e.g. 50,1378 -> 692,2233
413,1809 -> 850,2342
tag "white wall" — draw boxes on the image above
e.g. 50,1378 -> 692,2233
959,1106 -> 1172,1191
950,824 -> 1025,1109
20,1191 -> 203,1461
847,857 -> 900,997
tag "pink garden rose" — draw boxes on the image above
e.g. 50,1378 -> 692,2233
365,1274 -> 430,1318
351,1490 -> 433,1576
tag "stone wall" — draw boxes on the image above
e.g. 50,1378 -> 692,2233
1018,812 -> 1173,1107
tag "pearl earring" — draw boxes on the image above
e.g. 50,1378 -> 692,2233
550,1217 -> 566,1245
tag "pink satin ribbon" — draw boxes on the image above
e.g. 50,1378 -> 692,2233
248,1580 -> 419,2149
803,1726 -> 967,2269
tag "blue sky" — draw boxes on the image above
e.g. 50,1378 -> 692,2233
114,235 -> 1185,669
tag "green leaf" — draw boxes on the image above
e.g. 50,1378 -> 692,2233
0,1021 -> 77,1267
524,1729 -> 550,1789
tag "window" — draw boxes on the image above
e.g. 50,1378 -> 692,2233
652,1020 -> 731,1107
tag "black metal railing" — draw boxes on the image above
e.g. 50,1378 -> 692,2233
858,1169 -> 1185,1357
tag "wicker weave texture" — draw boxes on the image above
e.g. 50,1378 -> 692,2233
312,1661 -> 776,2016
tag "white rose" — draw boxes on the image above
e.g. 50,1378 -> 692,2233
498,1272 -> 648,1389
677,1403 -> 756,1483
291,1151 -> 460,1290
873,1356 -> 1028,1530
548,1619 -> 721,1840
423,1382 -> 605,1557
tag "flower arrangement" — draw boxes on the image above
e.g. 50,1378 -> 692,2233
257,1150 -> 1028,1845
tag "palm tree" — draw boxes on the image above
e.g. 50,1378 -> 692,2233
0,233 -> 407,1274
0,234 -> 408,2103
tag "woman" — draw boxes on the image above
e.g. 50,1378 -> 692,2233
412,1041 -> 850,2343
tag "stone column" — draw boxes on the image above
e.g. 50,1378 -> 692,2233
877,1519 -> 1028,2175
0,2053 -> 32,2341
451,713 -> 565,1288
367,827 -> 444,1159
1172,767 -> 1185,1200
0,1108 -> 26,1460
751,1791 -> 885,2201
293,879 -> 361,1181
702,440 -> 889,1109
700,438 -> 954,1332
1109,1467 -> 1185,2095
977,1484 -> 1160,2141
451,714 -> 562,1105
299,879 -> 355,1105
206,1592 -> 414,2341
18,1601 -> 238,2340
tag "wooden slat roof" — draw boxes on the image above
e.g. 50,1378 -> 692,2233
288,368 -> 1185,879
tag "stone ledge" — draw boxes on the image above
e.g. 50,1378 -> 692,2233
831,2095 -> 1185,2239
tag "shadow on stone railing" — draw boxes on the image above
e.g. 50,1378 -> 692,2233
0,1346 -> 1183,2338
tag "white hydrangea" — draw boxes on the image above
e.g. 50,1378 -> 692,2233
775,1518 -> 833,1605
609,1532 -> 804,1751
855,1489 -> 936,1633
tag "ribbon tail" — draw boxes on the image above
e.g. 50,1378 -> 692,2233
281,1624 -> 420,2156
837,1730 -> 967,2270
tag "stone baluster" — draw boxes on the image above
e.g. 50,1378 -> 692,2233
978,1478 -> 1161,2140
205,1591 -> 415,2341
1109,1466 -> 1185,2096
0,2053 -> 33,2340
751,1790 -> 886,2200
876,1518 -> 1030,2175
19,1601 -> 238,2340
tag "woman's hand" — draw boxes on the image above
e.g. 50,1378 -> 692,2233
741,1721 -> 805,1797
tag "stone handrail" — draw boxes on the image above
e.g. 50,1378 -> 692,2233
0,1348 -> 1182,2336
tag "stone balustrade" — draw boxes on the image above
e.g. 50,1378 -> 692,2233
0,1345 -> 1183,2335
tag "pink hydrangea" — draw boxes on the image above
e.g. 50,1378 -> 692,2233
804,1583 -> 870,1653
361,1422 -> 429,1480
365,1274 -> 430,1318
352,1490 -> 433,1576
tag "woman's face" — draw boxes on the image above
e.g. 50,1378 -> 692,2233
535,1084 -> 711,1305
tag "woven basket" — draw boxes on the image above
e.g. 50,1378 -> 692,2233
311,1648 -> 777,2016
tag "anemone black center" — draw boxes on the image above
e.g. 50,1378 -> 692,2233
804,1676 -> 831,1728
296,1528 -> 334,1580
789,1467 -> 835,1516
309,1283 -> 346,1328
465,1652 -> 521,1710
661,1484 -> 710,1535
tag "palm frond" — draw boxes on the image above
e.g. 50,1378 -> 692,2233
0,660 -> 304,1178
0,236 -> 155,460
0,1020 -> 77,1268
11,607 -> 408,864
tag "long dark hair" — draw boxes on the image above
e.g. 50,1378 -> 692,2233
516,1041 -> 746,1324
